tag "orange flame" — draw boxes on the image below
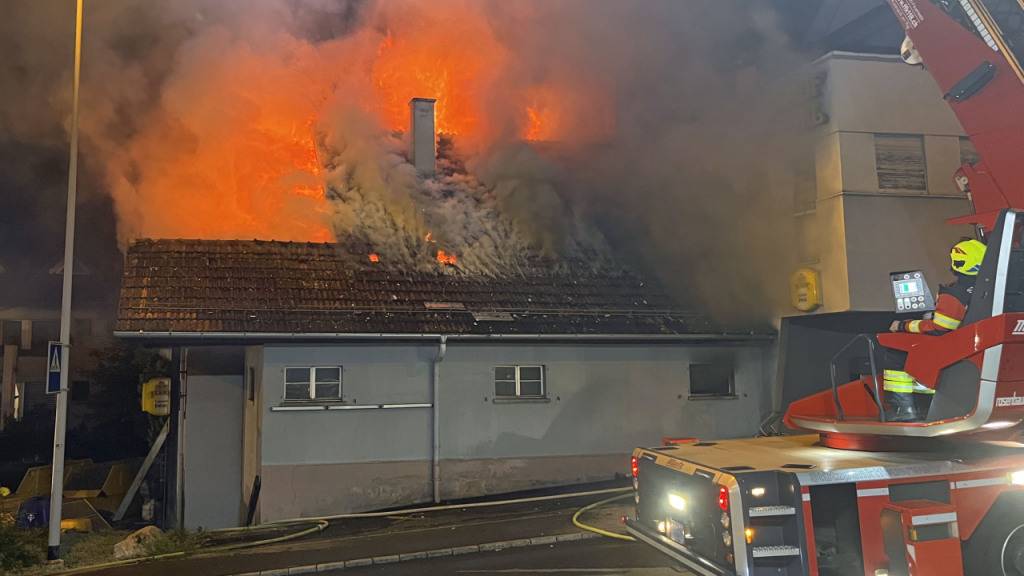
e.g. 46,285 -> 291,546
109,2 -> 615,244
371,15 -> 507,137
368,253 -> 381,263
436,250 -> 458,266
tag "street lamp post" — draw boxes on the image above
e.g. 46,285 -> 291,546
47,0 -> 84,562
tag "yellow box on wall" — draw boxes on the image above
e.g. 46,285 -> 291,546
790,267 -> 823,312
142,377 -> 171,416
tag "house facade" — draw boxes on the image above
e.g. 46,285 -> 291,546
116,239 -> 774,529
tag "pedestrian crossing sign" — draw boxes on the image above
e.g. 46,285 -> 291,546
47,341 -> 63,394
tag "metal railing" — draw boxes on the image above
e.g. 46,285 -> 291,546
829,334 -> 886,423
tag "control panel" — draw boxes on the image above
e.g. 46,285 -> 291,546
890,271 -> 935,313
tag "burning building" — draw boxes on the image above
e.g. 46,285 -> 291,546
0,0 -> 815,528
115,237 -> 773,528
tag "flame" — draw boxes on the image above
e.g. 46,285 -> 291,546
368,253 -> 381,263
520,84 -> 614,142
106,2 -> 615,244
436,250 -> 458,266
371,9 -> 507,138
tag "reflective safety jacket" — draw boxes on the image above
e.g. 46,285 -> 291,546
896,275 -> 975,335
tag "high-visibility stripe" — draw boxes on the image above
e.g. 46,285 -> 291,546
906,320 -> 923,333
884,370 -> 914,382
933,313 -> 961,330
884,384 -> 915,393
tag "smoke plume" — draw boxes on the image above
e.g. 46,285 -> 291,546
0,0 -> 811,327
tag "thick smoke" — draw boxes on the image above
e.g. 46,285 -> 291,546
0,0 -> 811,327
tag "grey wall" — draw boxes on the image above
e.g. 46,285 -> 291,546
255,340 -> 771,520
438,343 -> 769,459
260,344 -> 434,466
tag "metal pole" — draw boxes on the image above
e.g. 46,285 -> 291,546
47,0 -> 84,561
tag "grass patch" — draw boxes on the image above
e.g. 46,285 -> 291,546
3,525 -> 212,574
142,529 -> 209,556
62,530 -> 131,567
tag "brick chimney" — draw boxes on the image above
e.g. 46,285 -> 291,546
409,98 -> 437,176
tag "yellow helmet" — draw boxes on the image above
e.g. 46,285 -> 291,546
951,239 -> 986,276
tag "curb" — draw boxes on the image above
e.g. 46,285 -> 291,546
231,531 -> 601,575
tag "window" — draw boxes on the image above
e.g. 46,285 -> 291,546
494,366 -> 545,398
284,366 -> 342,401
959,137 -> 980,167
875,134 -> 926,191
247,367 -> 256,403
689,363 -> 735,398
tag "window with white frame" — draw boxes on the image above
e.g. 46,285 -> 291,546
284,366 -> 342,401
494,366 -> 545,398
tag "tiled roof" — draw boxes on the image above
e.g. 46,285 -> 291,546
116,239 -> 720,338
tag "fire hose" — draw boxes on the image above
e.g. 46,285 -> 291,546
571,492 -> 636,542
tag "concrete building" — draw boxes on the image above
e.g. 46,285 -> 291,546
776,51 -> 981,407
795,51 -> 975,314
0,260 -> 113,431
115,239 -> 774,529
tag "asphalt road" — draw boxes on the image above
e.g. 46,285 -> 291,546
325,538 -> 691,576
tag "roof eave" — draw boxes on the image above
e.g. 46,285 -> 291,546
113,330 -> 775,344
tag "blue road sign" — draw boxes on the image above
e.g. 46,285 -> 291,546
47,342 -> 63,394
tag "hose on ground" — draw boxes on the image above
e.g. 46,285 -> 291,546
571,492 -> 636,542
274,485 -> 634,524
59,520 -> 329,575
61,485 -> 633,573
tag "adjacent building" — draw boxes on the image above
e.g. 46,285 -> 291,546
795,51 -> 975,314
0,260 -> 113,432
115,239 -> 774,528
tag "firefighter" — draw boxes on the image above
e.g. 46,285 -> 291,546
882,239 -> 987,422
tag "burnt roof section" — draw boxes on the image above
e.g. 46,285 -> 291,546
115,239 -> 739,339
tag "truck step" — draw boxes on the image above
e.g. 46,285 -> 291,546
748,505 -> 796,517
752,545 -> 801,559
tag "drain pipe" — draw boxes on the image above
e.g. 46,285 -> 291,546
432,335 -> 447,503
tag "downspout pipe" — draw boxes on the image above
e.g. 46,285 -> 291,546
432,335 -> 447,504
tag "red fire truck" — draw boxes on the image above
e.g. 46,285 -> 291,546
626,2 -> 1024,575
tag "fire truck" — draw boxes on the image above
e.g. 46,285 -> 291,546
626,2 -> 1024,575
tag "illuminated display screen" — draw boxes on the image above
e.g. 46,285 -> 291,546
898,281 -> 921,295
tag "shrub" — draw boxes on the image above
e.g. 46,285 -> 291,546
0,525 -> 43,573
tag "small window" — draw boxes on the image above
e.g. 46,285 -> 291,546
284,366 -> 342,401
689,363 -> 735,398
494,366 -> 545,398
875,134 -> 926,191
247,366 -> 256,403
959,137 -> 980,167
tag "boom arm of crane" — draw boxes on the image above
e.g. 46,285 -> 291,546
885,0 -> 1024,233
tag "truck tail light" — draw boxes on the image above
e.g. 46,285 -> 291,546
631,456 -> 639,478
718,485 -> 729,512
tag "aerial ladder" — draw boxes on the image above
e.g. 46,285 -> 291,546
626,2 -> 1024,575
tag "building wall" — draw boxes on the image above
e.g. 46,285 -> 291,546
255,341 -> 771,521
799,53 -> 974,314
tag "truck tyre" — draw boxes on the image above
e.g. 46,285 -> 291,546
963,496 -> 1024,575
